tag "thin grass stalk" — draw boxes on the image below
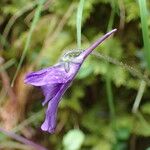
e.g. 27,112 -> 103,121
2,1 -> 38,39
11,0 -> 45,87
132,80 -> 146,113
76,0 -> 84,49
0,33 -> 10,48
92,51 -> 150,86
0,59 -> 15,72
105,2 -> 116,121
138,0 -> 150,69
132,0 -> 150,115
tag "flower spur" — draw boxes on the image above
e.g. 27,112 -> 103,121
24,29 -> 117,133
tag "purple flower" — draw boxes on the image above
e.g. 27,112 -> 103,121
24,29 -> 117,133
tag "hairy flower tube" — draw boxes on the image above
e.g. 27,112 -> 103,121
24,29 -> 117,133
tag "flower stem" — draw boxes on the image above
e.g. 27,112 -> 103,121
92,51 -> 150,85
105,3 -> 116,123
106,73 -> 115,120
76,0 -> 84,49
132,80 -> 146,113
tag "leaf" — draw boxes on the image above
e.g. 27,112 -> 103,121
63,129 -> 85,150
116,128 -> 130,140
111,66 -> 128,87
92,140 -> 111,150
141,102 -> 150,115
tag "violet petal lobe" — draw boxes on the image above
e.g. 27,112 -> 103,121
41,82 -> 70,133
24,65 -> 69,86
41,83 -> 63,106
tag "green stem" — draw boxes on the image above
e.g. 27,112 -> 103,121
76,0 -> 84,49
106,6 -> 115,121
92,51 -> 150,85
0,59 -> 15,72
131,0 -> 150,121
106,73 -> 115,119
132,80 -> 146,113
138,0 -> 150,69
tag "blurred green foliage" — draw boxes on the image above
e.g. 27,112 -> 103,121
0,0 -> 150,150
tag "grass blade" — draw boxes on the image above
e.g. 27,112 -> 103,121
131,0 -> 150,116
76,0 -> 84,48
132,80 -> 146,113
105,0 -> 116,121
0,59 -> 15,72
11,0 -> 45,87
138,0 -> 150,69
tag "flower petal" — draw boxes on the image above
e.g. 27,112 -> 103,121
24,65 -> 70,86
41,83 -> 63,106
41,82 -> 70,133
41,99 -> 58,133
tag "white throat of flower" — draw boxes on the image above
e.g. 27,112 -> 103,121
60,49 -> 84,72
